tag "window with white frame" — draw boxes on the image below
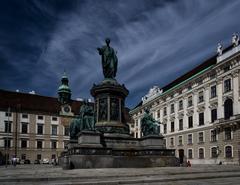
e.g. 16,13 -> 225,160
171,121 -> 175,132
170,104 -> 174,114
179,119 -> 183,131
225,145 -> 233,158
188,149 -> 193,159
199,148 -> 204,159
188,96 -> 193,107
211,147 -> 218,158
21,139 -> 27,148
21,122 -> 28,134
22,114 -> 28,119
52,116 -> 58,121
5,112 -> 12,117
188,134 -> 193,144
164,107 -> 167,116
210,85 -> 217,98
163,124 -> 167,134
198,91 -> 204,103
51,125 -> 58,135
224,79 -> 231,93
210,129 -> 217,142
199,112 -> 204,126
4,121 -> 12,133
198,132 -> 204,143
170,137 -> 174,146
179,100 -> 183,110
37,124 -> 43,135
37,115 -> 44,120
211,109 -> 217,123
178,136 -> 183,146
188,116 -> 193,128
224,127 -> 232,140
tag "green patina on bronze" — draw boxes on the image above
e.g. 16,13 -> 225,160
141,108 -> 161,137
97,38 -> 118,79
70,101 -> 95,140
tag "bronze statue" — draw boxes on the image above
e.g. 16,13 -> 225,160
97,38 -> 118,79
141,108 -> 161,137
70,101 -> 95,140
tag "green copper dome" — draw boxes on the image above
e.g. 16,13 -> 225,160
58,71 -> 71,104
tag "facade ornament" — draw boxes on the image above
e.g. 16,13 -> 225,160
142,86 -> 162,103
217,43 -> 223,56
232,33 -> 239,47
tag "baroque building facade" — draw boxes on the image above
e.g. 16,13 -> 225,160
130,35 -> 240,165
0,73 -> 84,164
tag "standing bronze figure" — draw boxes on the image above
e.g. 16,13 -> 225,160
97,38 -> 118,79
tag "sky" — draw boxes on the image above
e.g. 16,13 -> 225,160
1,0 -> 240,108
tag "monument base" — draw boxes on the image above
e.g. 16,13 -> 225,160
62,131 -> 178,169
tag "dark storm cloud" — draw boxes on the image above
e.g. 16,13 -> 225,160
0,0 -> 240,108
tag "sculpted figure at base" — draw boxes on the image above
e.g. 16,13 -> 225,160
97,38 -> 118,79
70,101 -> 95,140
141,108 -> 161,137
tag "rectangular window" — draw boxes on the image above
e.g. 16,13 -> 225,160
38,115 -> 43,120
171,122 -> 175,132
211,130 -> 217,142
170,138 -> 174,146
199,148 -> 204,159
22,114 -> 28,119
211,85 -> 217,98
163,107 -> 167,116
188,134 -> 193,144
37,154 -> 41,160
188,96 -> 193,107
51,141 -> 57,149
37,141 -> 42,149
163,124 -> 167,134
211,109 -> 217,123
170,104 -> 174,114
178,136 -> 183,146
198,91 -> 204,103
199,112 -> 204,126
21,154 -> 26,160
225,127 -> 232,140
4,138 -> 11,148
224,79 -> 231,93
157,110 -> 160,118
64,126 -> 70,136
188,116 -> 193,128
5,112 -> 12,117
179,119 -> 183,131
52,117 -> 58,121
21,140 -> 27,148
211,147 -> 218,158
21,122 -> 28,134
52,125 -> 58,135
188,149 -> 193,159
198,132 -> 204,143
179,100 -> 183,110
4,121 -> 12,133
37,124 -> 43,135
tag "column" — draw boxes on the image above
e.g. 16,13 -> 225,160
204,85 -> 211,124
232,71 -> 239,115
217,79 -> 224,119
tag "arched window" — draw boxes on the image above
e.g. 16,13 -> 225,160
225,146 -> 233,158
211,147 -> 218,158
224,99 -> 233,119
199,148 -> 204,159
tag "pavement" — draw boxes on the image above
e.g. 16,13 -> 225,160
0,164 -> 240,185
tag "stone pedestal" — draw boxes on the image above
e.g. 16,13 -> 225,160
91,79 -> 129,135
77,131 -> 102,148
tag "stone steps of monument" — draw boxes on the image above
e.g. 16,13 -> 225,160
1,171 -> 240,185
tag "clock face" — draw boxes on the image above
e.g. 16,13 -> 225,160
64,106 -> 70,113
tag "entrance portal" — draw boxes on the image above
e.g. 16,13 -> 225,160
179,149 -> 184,164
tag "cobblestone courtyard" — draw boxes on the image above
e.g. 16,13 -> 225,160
0,164 -> 240,184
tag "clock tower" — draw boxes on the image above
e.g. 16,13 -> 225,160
58,71 -> 73,116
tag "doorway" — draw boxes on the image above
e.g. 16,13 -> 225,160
179,149 -> 184,165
